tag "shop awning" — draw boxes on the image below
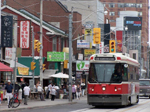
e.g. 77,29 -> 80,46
0,62 -> 13,72
43,69 -> 58,79
2,60 -> 29,68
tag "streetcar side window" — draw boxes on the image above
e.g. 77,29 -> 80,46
122,64 -> 128,81
88,63 -> 97,83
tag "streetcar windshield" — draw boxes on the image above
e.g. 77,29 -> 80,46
140,80 -> 150,86
89,63 -> 128,83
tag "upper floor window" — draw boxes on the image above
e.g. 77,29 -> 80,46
136,4 -> 142,8
109,12 -> 115,16
109,19 -> 116,22
118,3 -> 124,8
125,3 -> 136,7
109,3 -> 115,8
53,37 -> 57,51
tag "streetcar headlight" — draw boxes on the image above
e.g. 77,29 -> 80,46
92,89 -> 94,91
115,89 -> 117,91
102,87 -> 106,91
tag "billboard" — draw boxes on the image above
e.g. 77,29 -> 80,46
47,52 -> 64,62
116,31 -> 123,52
84,49 -> 96,57
76,61 -> 89,71
124,17 -> 142,30
77,40 -> 90,48
1,16 -> 13,47
20,21 -> 30,48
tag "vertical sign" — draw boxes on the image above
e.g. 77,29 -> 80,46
116,31 -> 123,52
1,16 -> 13,47
20,21 -> 30,48
99,42 -> 104,54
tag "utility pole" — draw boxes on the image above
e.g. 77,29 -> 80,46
31,26 -> 35,91
40,0 -> 43,87
69,14 -> 73,102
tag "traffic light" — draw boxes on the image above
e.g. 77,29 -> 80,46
34,40 -> 39,49
37,42 -> 41,53
31,62 -> 36,70
93,28 -> 101,44
109,40 -> 116,53
42,64 -> 46,71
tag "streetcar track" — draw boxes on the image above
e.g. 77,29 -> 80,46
119,100 -> 150,112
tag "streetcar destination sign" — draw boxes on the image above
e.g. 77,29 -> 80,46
95,57 -> 115,61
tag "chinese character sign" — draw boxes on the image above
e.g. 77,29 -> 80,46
5,48 -> 12,59
99,42 -> 104,54
20,21 -> 30,48
1,16 -> 13,47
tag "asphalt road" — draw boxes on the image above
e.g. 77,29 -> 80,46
6,97 -> 150,112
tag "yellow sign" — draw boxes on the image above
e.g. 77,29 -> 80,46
18,67 -> 29,75
84,49 -> 96,57
84,29 -> 92,40
93,28 -> 101,44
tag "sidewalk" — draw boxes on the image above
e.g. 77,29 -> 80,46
0,96 -> 87,112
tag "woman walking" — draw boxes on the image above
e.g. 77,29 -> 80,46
76,84 -> 81,100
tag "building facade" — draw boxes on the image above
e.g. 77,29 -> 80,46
100,0 -> 149,77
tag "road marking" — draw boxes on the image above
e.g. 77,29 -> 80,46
70,108 -> 90,112
120,100 -> 150,112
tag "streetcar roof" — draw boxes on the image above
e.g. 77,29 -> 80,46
89,53 -> 140,66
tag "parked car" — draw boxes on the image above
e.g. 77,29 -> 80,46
139,79 -> 150,98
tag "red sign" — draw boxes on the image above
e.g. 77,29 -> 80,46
20,21 -> 30,48
116,31 -> 123,52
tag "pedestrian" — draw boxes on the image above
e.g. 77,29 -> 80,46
35,81 -> 40,92
76,84 -> 81,100
50,85 -> 56,101
46,83 -> 52,99
23,83 -> 30,105
81,82 -> 86,97
21,81 -> 26,99
37,84 -> 45,101
72,85 -> 76,99
4,80 -> 13,106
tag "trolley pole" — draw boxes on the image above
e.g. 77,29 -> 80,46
69,14 -> 73,102
39,0 -> 43,87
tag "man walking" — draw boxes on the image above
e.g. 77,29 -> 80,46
23,83 -> 30,105
4,80 -> 13,105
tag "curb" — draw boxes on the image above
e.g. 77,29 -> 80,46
0,102 -> 77,112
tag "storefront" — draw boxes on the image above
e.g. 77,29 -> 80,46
0,62 -> 13,100
47,52 -> 69,87
17,57 -> 45,84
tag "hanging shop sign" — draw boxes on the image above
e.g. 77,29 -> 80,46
18,67 -> 29,75
76,61 -> 89,71
20,21 -> 30,48
1,16 -> 13,47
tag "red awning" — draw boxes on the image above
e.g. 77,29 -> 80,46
0,62 -> 13,72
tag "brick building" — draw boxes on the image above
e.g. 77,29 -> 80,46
100,0 -> 149,76
2,0 -> 82,55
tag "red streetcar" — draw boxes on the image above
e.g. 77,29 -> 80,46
87,53 -> 140,106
